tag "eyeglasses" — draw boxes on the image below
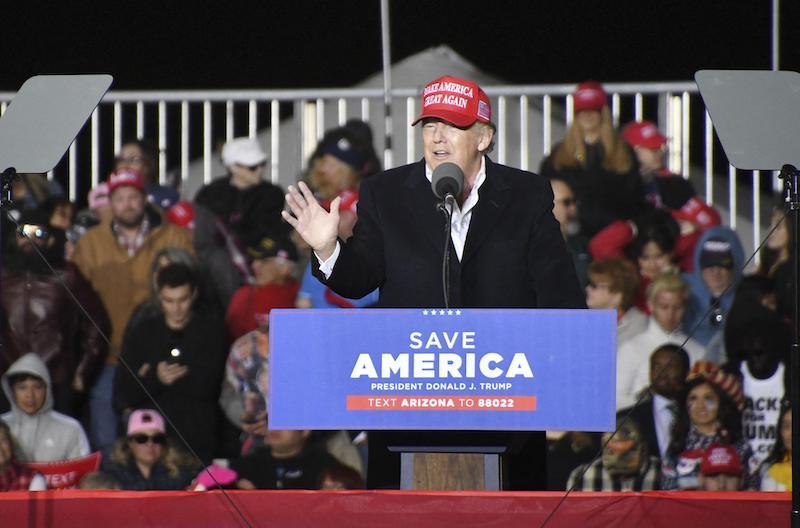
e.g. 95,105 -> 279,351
237,162 -> 266,172
18,224 -> 49,240
129,433 -> 167,445
587,280 -> 611,290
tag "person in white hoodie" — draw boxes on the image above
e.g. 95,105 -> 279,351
616,272 -> 707,410
1,353 -> 90,462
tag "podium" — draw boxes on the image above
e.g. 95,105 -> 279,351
398,451 -> 501,490
269,308 -> 616,490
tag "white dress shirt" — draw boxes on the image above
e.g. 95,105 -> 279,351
652,393 -> 677,459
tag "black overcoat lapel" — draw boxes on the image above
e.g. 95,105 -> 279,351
402,161 -> 448,256
462,159 -> 512,264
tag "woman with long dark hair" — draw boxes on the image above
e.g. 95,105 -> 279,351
757,206 -> 793,322
589,209 -> 679,314
758,207 -> 790,279
661,362 -> 750,490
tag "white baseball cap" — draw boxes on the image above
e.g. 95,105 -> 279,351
221,137 -> 268,167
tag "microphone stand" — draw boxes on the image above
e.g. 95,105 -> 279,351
780,164 -> 800,528
0,167 -> 14,215
436,194 -> 456,308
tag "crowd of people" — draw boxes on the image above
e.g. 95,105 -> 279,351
0,78 -> 793,493
543,82 -> 792,492
0,122 -> 377,491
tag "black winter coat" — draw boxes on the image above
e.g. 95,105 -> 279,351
113,306 -> 227,463
193,176 -> 285,248
316,158 -> 585,309
312,158 -> 586,490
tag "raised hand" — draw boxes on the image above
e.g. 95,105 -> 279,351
281,181 -> 341,261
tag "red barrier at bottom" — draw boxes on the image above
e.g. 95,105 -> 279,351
0,489 -> 790,528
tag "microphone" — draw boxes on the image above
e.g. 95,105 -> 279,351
431,162 -> 464,202
431,163 -> 463,309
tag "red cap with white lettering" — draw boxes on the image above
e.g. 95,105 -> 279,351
573,81 -> 608,113
107,169 -> 145,194
412,75 -> 493,128
700,444 -> 743,476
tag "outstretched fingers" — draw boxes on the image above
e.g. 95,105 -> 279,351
329,195 -> 341,215
285,184 -> 306,211
280,209 -> 298,228
297,181 -> 317,204
282,182 -> 341,256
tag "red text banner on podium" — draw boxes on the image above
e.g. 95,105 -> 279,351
269,309 -> 616,431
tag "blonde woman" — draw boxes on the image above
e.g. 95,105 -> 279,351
541,81 -> 643,237
101,409 -> 199,490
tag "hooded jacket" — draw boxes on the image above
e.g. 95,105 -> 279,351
1,354 -> 90,462
681,226 -> 745,346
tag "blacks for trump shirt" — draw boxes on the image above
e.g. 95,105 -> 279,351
742,362 -> 784,475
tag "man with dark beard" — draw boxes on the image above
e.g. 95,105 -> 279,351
72,169 -> 192,451
0,209 -> 109,417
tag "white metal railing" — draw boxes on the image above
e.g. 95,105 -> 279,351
0,82 -> 777,261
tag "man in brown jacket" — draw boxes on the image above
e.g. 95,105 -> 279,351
72,169 -> 193,451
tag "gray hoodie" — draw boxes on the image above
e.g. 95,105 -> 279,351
1,353 -> 90,462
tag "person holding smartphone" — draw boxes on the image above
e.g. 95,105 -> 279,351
114,263 -> 227,463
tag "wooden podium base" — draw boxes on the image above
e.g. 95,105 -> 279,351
400,452 -> 501,490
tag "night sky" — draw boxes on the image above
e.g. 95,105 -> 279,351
3,1 -> 798,91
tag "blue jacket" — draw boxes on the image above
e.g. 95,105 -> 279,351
681,226 -> 744,346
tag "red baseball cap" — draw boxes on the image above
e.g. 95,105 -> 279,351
107,169 -> 145,194
623,120 -> 668,150
166,201 -> 196,230
411,75 -> 493,128
573,81 -> 608,113
700,444 -> 742,476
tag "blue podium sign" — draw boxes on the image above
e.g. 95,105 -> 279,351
269,309 -> 616,432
